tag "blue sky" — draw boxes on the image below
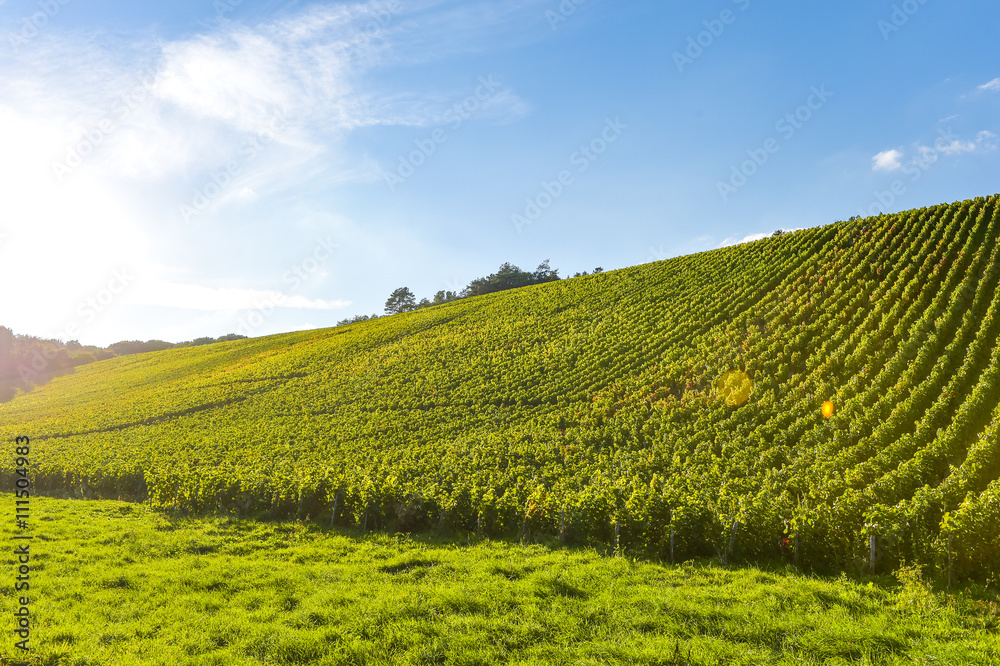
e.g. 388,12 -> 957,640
0,0 -> 997,345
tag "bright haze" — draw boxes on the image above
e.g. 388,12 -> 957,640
0,0 -> 997,345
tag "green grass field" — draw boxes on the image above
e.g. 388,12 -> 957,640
2,497 -> 998,665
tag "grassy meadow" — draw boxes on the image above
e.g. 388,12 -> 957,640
1,497 -> 998,665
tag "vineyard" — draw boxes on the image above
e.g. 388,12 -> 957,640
3,195 -> 1000,581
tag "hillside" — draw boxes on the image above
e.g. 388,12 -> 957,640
4,195 -> 1000,580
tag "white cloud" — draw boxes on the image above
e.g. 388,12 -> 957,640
919,130 -> 997,157
719,227 -> 803,248
976,130 -> 998,150
979,78 -> 1000,92
872,149 -> 904,172
870,130 -> 997,178
124,280 -> 350,311
153,32 -> 301,133
719,233 -> 768,248
935,140 -> 977,155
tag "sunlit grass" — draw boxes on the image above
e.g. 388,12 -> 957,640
2,497 -> 998,665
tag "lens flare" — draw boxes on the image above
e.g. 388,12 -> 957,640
821,401 -> 834,419
717,370 -> 753,406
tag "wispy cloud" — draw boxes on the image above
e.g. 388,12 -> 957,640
0,0 -> 540,342
719,233 -> 768,248
919,130 -> 997,156
719,227 -> 803,248
979,77 -> 1000,93
871,130 -> 997,175
124,280 -> 351,311
4,0 -> 539,185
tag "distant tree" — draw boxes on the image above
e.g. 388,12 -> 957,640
0,327 -> 13,378
592,267 -> 603,274
462,260 -> 562,298
385,287 -> 417,315
70,351 -> 98,367
433,290 -> 459,305
216,334 -> 248,343
772,229 -> 785,237
338,314 -> 379,326
111,339 -> 176,355
417,298 -> 431,309
532,259 -> 560,284
462,276 -> 490,298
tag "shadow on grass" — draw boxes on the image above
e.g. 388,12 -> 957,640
29,493 -> 1000,612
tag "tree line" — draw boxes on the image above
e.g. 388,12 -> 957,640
342,260 -> 602,320
0,327 -> 246,401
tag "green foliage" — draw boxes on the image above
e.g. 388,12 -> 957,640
376,260 -> 561,317
4,196 -> 1000,582
0,331 -> 248,402
384,287 -> 417,315
337,313 -> 379,326
8,497 -> 999,665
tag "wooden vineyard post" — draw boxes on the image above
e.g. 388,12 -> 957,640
670,528 -> 675,564
330,491 -> 340,527
559,507 -> 567,544
614,520 -> 621,556
726,520 -> 740,565
794,530 -> 800,568
948,534 -> 954,589
270,491 -> 279,519
869,534 -> 877,574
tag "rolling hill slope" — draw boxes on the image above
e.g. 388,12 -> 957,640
4,195 -> 1000,580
